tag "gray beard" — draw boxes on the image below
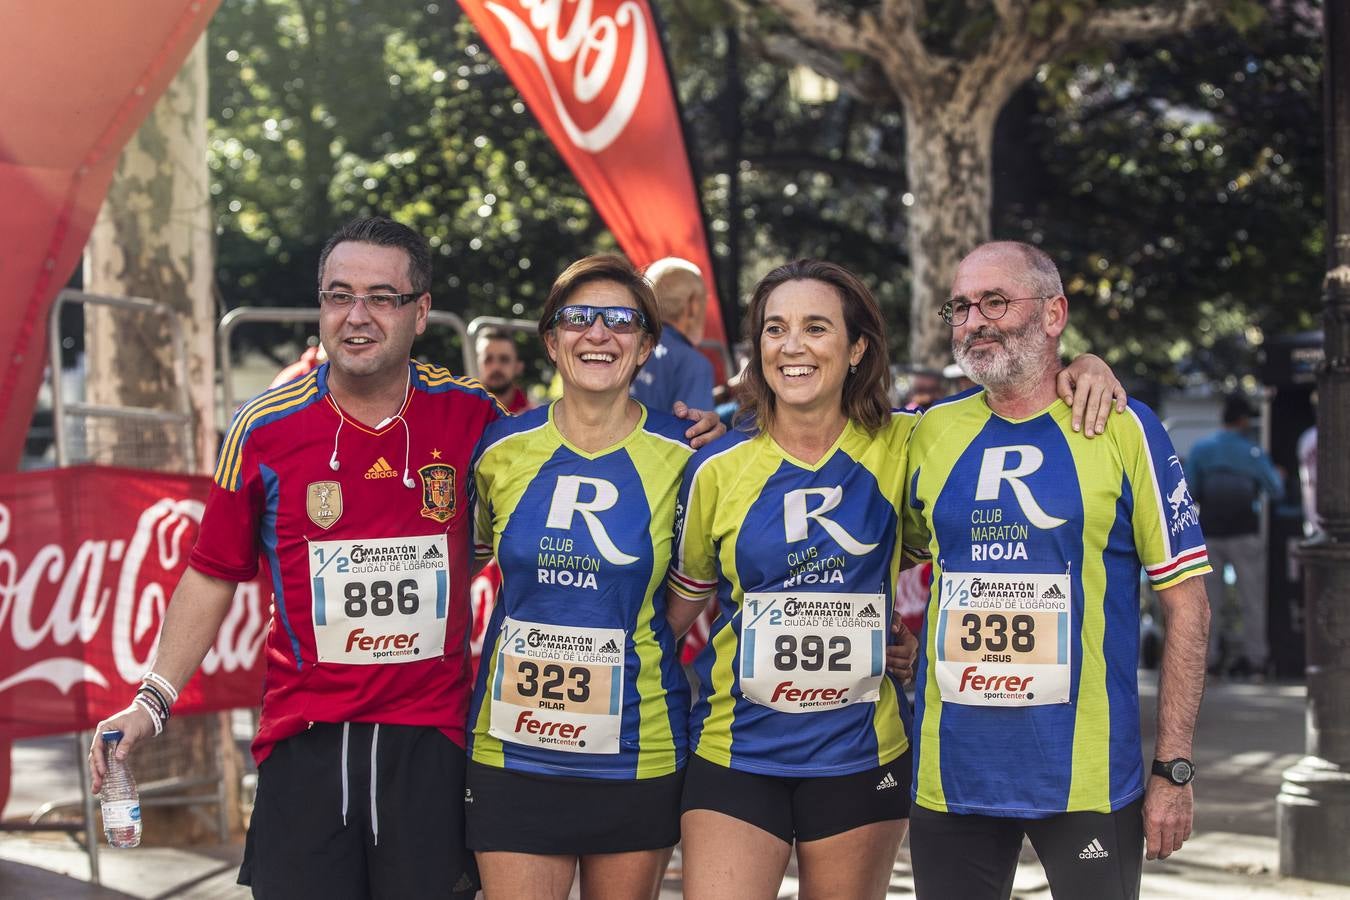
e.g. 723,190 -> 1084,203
953,314 -> 1045,389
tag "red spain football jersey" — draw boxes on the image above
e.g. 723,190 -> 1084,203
191,361 -> 504,763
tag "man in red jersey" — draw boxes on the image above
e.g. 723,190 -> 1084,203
88,217 -> 497,899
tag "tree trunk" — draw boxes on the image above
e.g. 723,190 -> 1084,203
904,101 -> 997,368
83,35 -> 242,844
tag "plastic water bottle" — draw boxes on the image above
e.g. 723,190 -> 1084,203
99,730 -> 142,848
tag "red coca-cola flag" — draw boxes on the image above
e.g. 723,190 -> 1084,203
457,0 -> 727,345
0,466 -> 268,743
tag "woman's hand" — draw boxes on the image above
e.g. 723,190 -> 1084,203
886,613 -> 919,684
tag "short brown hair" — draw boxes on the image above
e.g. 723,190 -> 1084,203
537,254 -> 663,343
537,256 -> 662,385
735,259 -> 891,434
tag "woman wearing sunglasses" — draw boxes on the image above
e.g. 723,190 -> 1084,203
666,259 -> 1122,900
464,254 -> 714,899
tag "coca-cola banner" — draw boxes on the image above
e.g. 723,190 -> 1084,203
457,0 -> 728,345
0,466 -> 267,741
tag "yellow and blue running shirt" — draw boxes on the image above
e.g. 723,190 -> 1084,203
669,413 -> 919,777
901,390 -> 1210,817
467,403 -> 693,779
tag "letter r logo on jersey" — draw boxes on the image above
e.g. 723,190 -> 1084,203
783,487 -> 879,555
545,476 -> 639,565
974,446 -> 1067,530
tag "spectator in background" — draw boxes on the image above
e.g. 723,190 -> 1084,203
902,366 -> 944,411
942,361 -> 976,394
631,257 -> 716,413
268,341 -> 326,389
475,329 -> 531,414
1186,394 -> 1284,678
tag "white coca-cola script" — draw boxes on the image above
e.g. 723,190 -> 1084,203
0,498 -> 266,698
486,0 -> 648,153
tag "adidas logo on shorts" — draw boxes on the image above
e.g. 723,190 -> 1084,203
423,544 -> 444,560
1042,583 -> 1066,600
875,772 -> 898,791
859,603 -> 880,618
364,457 -> 399,480
1078,838 -> 1109,860
599,639 -> 621,654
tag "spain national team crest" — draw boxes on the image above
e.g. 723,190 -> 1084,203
307,481 -> 343,529
418,464 -> 456,523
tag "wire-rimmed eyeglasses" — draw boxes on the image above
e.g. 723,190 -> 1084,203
319,290 -> 423,311
938,292 -> 1050,327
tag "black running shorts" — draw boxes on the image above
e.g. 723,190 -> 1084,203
239,722 -> 478,900
464,760 -> 684,855
680,751 -> 912,844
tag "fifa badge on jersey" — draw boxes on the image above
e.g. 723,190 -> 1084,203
306,481 -> 343,529
418,464 -> 456,522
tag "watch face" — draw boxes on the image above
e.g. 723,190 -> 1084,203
1172,761 -> 1194,783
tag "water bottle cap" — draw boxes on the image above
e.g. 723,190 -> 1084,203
100,729 -> 124,742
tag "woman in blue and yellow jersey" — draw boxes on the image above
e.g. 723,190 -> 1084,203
668,259 -> 920,900
466,255 -> 710,900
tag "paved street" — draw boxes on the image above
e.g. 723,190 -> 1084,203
2,678 -> 1347,898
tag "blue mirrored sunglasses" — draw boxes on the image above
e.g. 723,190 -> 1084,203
550,304 -> 649,334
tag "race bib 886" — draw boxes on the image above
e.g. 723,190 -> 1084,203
308,535 -> 449,664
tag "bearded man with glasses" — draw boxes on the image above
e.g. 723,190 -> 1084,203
901,241 -> 1211,900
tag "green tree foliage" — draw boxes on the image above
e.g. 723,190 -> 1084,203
209,0 -> 606,370
676,0 -> 1319,384
207,0 -> 1322,389
1016,2 -> 1323,385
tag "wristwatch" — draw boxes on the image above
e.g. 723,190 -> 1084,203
1152,758 -> 1195,786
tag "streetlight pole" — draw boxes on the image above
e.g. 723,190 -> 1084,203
1278,1 -> 1350,883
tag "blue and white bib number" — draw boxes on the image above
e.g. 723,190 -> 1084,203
307,535 -> 448,665
935,571 -> 1071,707
489,618 -> 625,754
739,592 -> 885,713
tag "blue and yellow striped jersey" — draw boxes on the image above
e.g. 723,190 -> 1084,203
901,390 -> 1210,816
467,403 -> 693,779
670,413 -> 919,777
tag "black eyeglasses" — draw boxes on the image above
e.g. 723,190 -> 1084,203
319,290 -> 422,311
939,292 -> 1049,327
550,305 -> 650,334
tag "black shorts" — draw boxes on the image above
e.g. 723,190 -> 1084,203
465,761 -> 684,854
908,796 -> 1145,900
680,752 -> 912,844
239,722 -> 478,900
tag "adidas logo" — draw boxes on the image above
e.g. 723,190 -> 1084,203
1078,838 -> 1109,860
423,544 -> 444,560
598,639 -> 621,654
859,603 -> 880,618
364,457 -> 399,480
875,772 -> 898,791
1042,583 -> 1066,600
